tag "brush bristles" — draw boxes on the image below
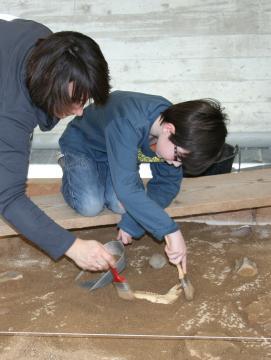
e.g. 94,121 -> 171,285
113,282 -> 135,300
181,278 -> 195,301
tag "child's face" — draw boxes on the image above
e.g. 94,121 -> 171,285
155,128 -> 189,168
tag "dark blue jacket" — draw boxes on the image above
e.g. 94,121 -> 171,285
60,91 -> 182,240
0,19 -> 75,259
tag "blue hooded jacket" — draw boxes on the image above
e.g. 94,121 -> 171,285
60,91 -> 183,240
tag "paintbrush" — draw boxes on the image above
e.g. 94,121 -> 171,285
165,235 -> 195,301
176,263 -> 195,301
110,266 -> 135,300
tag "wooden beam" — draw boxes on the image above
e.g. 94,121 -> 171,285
1,168 -> 271,237
177,207 -> 271,225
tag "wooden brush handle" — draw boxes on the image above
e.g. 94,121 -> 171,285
176,263 -> 184,280
165,235 -> 185,280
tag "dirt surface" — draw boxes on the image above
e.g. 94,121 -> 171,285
1,223 -> 271,359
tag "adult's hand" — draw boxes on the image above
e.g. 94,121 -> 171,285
164,229 -> 187,273
65,238 -> 116,271
117,228 -> 133,245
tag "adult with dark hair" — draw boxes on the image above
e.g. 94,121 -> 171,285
59,90 -> 228,271
0,17 -> 115,272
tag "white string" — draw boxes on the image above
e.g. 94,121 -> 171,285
0,331 -> 270,342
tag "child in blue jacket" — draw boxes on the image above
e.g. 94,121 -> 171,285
59,90 -> 228,271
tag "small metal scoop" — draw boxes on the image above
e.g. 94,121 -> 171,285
75,240 -> 126,291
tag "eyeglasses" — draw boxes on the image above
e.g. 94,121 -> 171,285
174,144 -> 183,163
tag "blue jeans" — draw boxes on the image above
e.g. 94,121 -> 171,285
60,151 -> 125,216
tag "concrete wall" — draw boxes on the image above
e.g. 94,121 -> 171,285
1,0 -> 270,148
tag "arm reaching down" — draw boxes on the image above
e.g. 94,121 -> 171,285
105,116 -> 179,241
117,228 -> 133,245
165,229 -> 187,272
0,117 -> 114,271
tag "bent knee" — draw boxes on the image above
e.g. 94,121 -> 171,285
63,194 -> 104,217
75,199 -> 104,216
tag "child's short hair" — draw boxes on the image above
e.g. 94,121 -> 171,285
26,31 -> 110,117
160,99 -> 228,175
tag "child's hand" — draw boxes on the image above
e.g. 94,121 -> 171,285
164,230 -> 187,272
117,228 -> 133,245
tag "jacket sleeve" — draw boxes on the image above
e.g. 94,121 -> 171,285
105,116 -> 179,241
0,119 -> 75,260
118,212 -> 145,239
147,162 -> 182,207
118,162 -> 182,238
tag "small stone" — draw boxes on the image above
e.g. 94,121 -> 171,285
234,257 -> 258,277
149,253 -> 167,269
231,225 -> 252,238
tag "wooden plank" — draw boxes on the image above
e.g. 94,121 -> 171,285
177,207 -> 271,226
177,209 -> 256,225
169,168 -> 271,216
26,179 -> 61,197
1,168 -> 271,237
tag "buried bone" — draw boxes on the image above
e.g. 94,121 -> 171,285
133,284 -> 182,304
0,271 -> 23,283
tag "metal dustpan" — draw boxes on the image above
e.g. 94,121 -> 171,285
75,240 -> 126,291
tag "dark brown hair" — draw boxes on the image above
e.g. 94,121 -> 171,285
161,99 -> 228,175
26,31 -> 110,117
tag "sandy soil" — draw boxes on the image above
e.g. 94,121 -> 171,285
1,222 -> 271,359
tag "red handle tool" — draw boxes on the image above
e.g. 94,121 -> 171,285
110,266 -> 126,283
